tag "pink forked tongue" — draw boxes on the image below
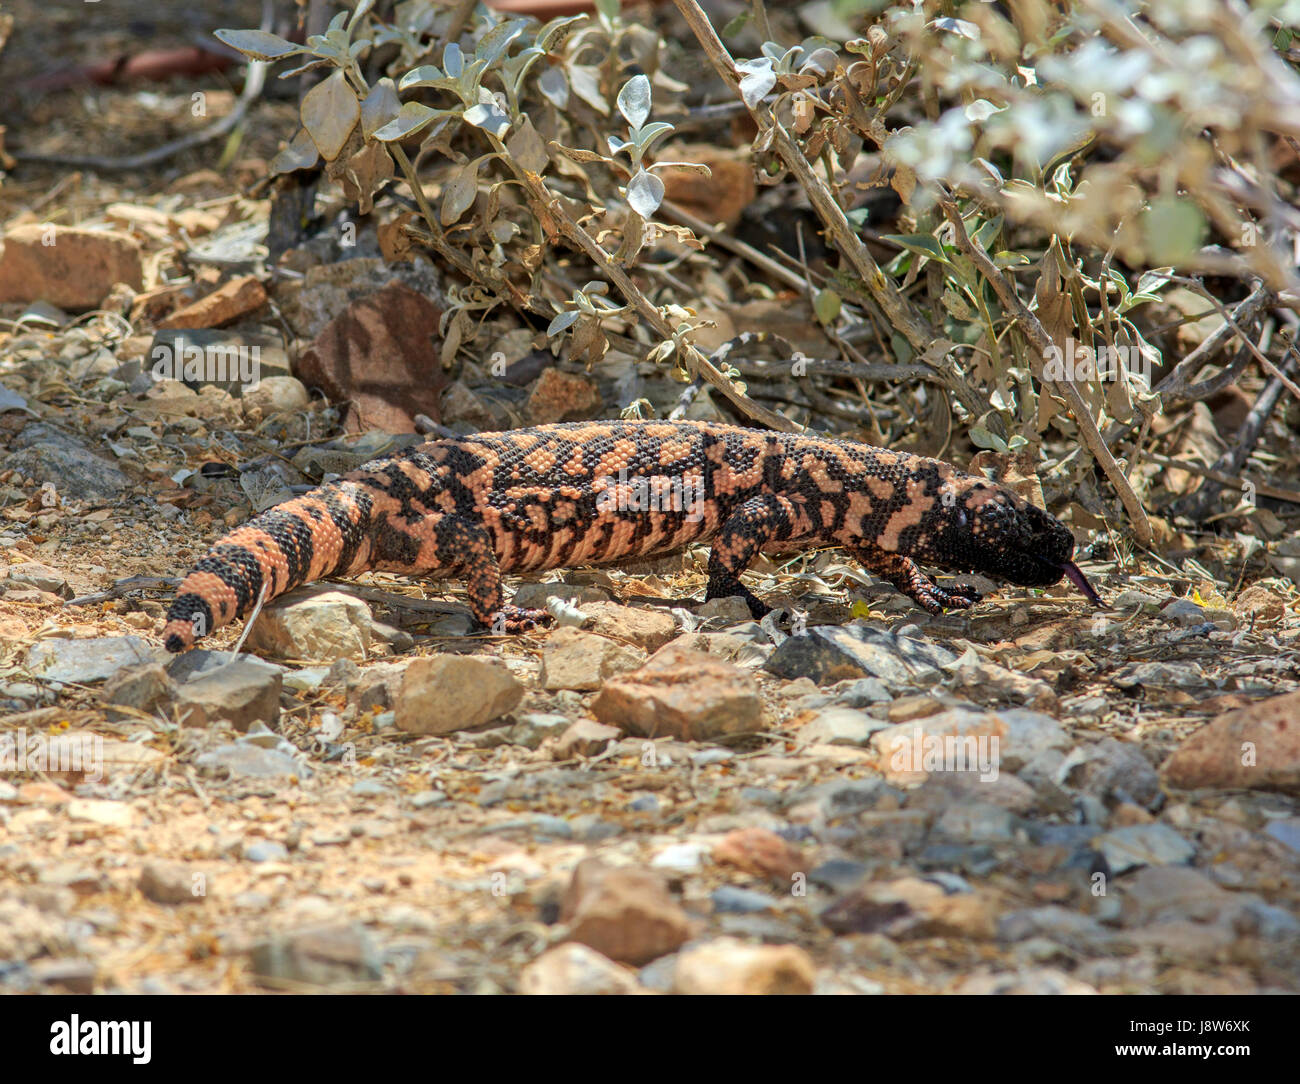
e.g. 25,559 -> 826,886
1062,561 -> 1103,607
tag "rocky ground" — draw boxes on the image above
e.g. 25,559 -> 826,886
2,0 -> 1300,997
0,385 -> 1298,992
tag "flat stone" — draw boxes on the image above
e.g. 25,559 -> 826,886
509,712 -> 571,749
394,655 -> 523,735
800,706 -> 885,747
561,858 -> 694,966
673,938 -> 815,995
250,924 -> 382,988
139,861 -> 203,905
245,589 -> 374,661
591,644 -> 763,741
195,742 -> 310,781
1093,824 -> 1196,875
1161,690 -> 1300,792
0,224 -> 142,309
765,625 -> 956,689
25,636 -> 156,685
8,423 -> 131,501
553,719 -> 620,759
171,656 -> 282,731
519,943 -> 641,995
580,602 -> 678,651
538,628 -> 644,691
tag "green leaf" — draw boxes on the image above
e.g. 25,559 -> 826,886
444,42 -> 464,78
813,288 -> 842,326
269,128 -> 320,175
626,169 -> 665,217
969,426 -> 1007,453
399,65 -> 447,90
441,158 -> 483,225
881,233 -> 950,263
464,102 -> 512,139
476,19 -> 526,68
360,78 -> 401,140
371,102 -> 448,142
214,28 -> 304,62
736,58 -> 776,109
547,310 -> 582,336
300,69 -> 360,161
1142,197 -> 1207,264
617,74 -> 652,129
538,66 -> 569,109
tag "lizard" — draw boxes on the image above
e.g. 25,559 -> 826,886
161,418 -> 1101,652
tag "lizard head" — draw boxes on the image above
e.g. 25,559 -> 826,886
910,474 -> 1101,605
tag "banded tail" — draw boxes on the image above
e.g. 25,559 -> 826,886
162,477 -> 378,652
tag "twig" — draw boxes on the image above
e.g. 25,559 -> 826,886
935,193 -> 1154,544
1144,453 -> 1300,506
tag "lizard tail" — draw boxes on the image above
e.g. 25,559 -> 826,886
162,477 -> 378,652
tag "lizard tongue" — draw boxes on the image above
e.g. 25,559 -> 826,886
1061,560 -> 1103,607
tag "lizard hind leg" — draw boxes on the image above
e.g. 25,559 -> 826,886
432,514 -> 551,632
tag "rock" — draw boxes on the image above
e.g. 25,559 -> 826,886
800,706 -> 884,747
997,906 -> 1114,952
650,841 -> 711,873
25,636 -> 156,685
1265,818 -> 1300,853
244,840 -> 289,863
1117,866 -> 1244,927
1161,597 -> 1207,626
561,859 -> 694,966
957,968 -> 1097,995
1093,824 -> 1195,875
250,924 -> 383,988
144,329 -> 290,397
821,877 -> 995,940
1057,738 -> 1161,808
241,375 -> 311,417
1161,690 -> 1300,792
156,274 -> 267,329
711,885 -> 780,915
872,707 -> 1069,781
694,596 -> 754,624
947,649 -> 1058,710
933,801 -> 1017,842
101,663 -> 173,712
394,655 -> 523,735
765,625 -> 956,689
66,799 -> 135,829
245,589 -> 375,661
580,603 -> 678,651
673,938 -> 815,995
518,943 -> 640,995
510,582 -> 610,609
712,828 -> 804,883
538,628 -> 645,691
808,859 -> 870,894
526,367 -> 601,424
6,423 -> 131,501
553,719 -> 621,759
296,281 -> 446,433
2,561 -> 71,597
1233,584 -> 1285,623
29,958 -> 97,994
591,644 -> 763,741
139,862 -> 203,905
195,742 -> 310,781
0,224 -> 142,309
170,656 -> 282,731
509,712 -> 571,749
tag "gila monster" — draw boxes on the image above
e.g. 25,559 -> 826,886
162,419 -> 1101,652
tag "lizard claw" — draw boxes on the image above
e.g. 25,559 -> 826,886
485,604 -> 553,633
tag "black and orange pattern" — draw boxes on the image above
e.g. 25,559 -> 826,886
162,419 -> 1097,651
